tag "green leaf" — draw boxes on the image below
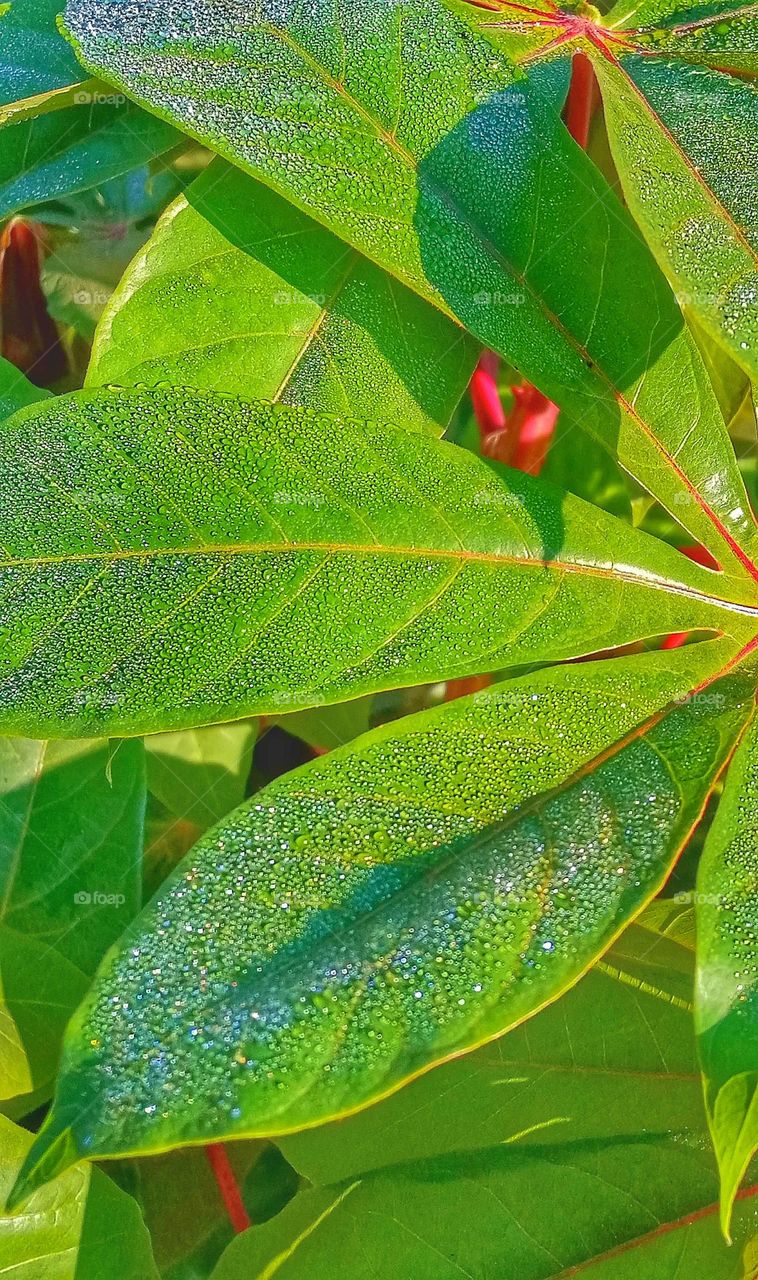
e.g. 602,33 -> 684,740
594,56 -> 757,377
0,387 -> 753,738
0,1115 -> 159,1279
87,159 -> 479,436
211,1136 -> 756,1279
8,645 -> 753,1200
279,903 -> 704,1184
146,721 -> 257,832
0,1 -> 179,217
60,0 -> 758,575
696,705 -> 758,1237
0,0 -> 81,103
605,0 -> 758,73
0,92 -> 180,220
0,354 -> 49,422
0,737 -> 145,1103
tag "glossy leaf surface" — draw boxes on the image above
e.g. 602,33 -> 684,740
0,1116 -> 159,1279
1,387 -> 750,739
10,647 -> 753,1200
61,0 -> 758,573
87,159 -> 478,436
0,737 -> 145,1102
696,705 -> 758,1235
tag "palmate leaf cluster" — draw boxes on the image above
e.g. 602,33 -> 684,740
0,0 -> 756,1275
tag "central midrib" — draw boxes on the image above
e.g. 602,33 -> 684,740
4,538 -> 758,619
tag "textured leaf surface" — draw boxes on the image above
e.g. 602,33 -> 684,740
1,387 -> 750,739
0,0 -> 81,103
10,647 -> 753,1200
696,705 -> 758,1235
279,903 -> 704,1184
61,0 -> 758,574
0,95 -> 180,219
595,57 -> 757,377
0,737 -> 145,1101
212,1137 -> 757,1280
87,159 -> 478,436
0,1116 -> 159,1279
606,0 -> 758,72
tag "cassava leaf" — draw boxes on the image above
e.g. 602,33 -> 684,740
696,703 -> 758,1237
211,1136 -> 757,1279
593,57 -> 757,377
87,158 -> 479,436
60,0 -> 758,576
604,0 -> 758,73
0,387 -> 754,739
0,92 -> 181,220
279,902 -> 705,1184
0,1116 -> 159,1279
8,645 -> 754,1201
0,737 -> 145,1103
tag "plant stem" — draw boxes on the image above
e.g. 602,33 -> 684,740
205,1143 -> 251,1234
564,51 -> 596,149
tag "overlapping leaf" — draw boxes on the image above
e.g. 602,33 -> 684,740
460,0 -> 758,376
0,1116 -> 159,1279
60,0 -> 758,576
9,646 -> 754,1202
87,159 -> 479,435
0,387 -> 754,738
212,1137 -> 757,1279
0,353 -> 48,421
696,704 -> 758,1235
0,0 -> 179,217
0,737 -> 145,1104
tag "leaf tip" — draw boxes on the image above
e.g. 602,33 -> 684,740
5,1119 -> 80,1212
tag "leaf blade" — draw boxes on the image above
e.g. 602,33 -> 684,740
0,387 -> 752,738
9,646 -> 754,1199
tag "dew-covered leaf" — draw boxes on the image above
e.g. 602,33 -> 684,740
0,387 -> 753,738
278,900 -> 705,1184
60,0 -> 758,574
696,705 -> 758,1236
8,646 -> 754,1200
87,158 -> 479,436
594,57 -> 757,377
